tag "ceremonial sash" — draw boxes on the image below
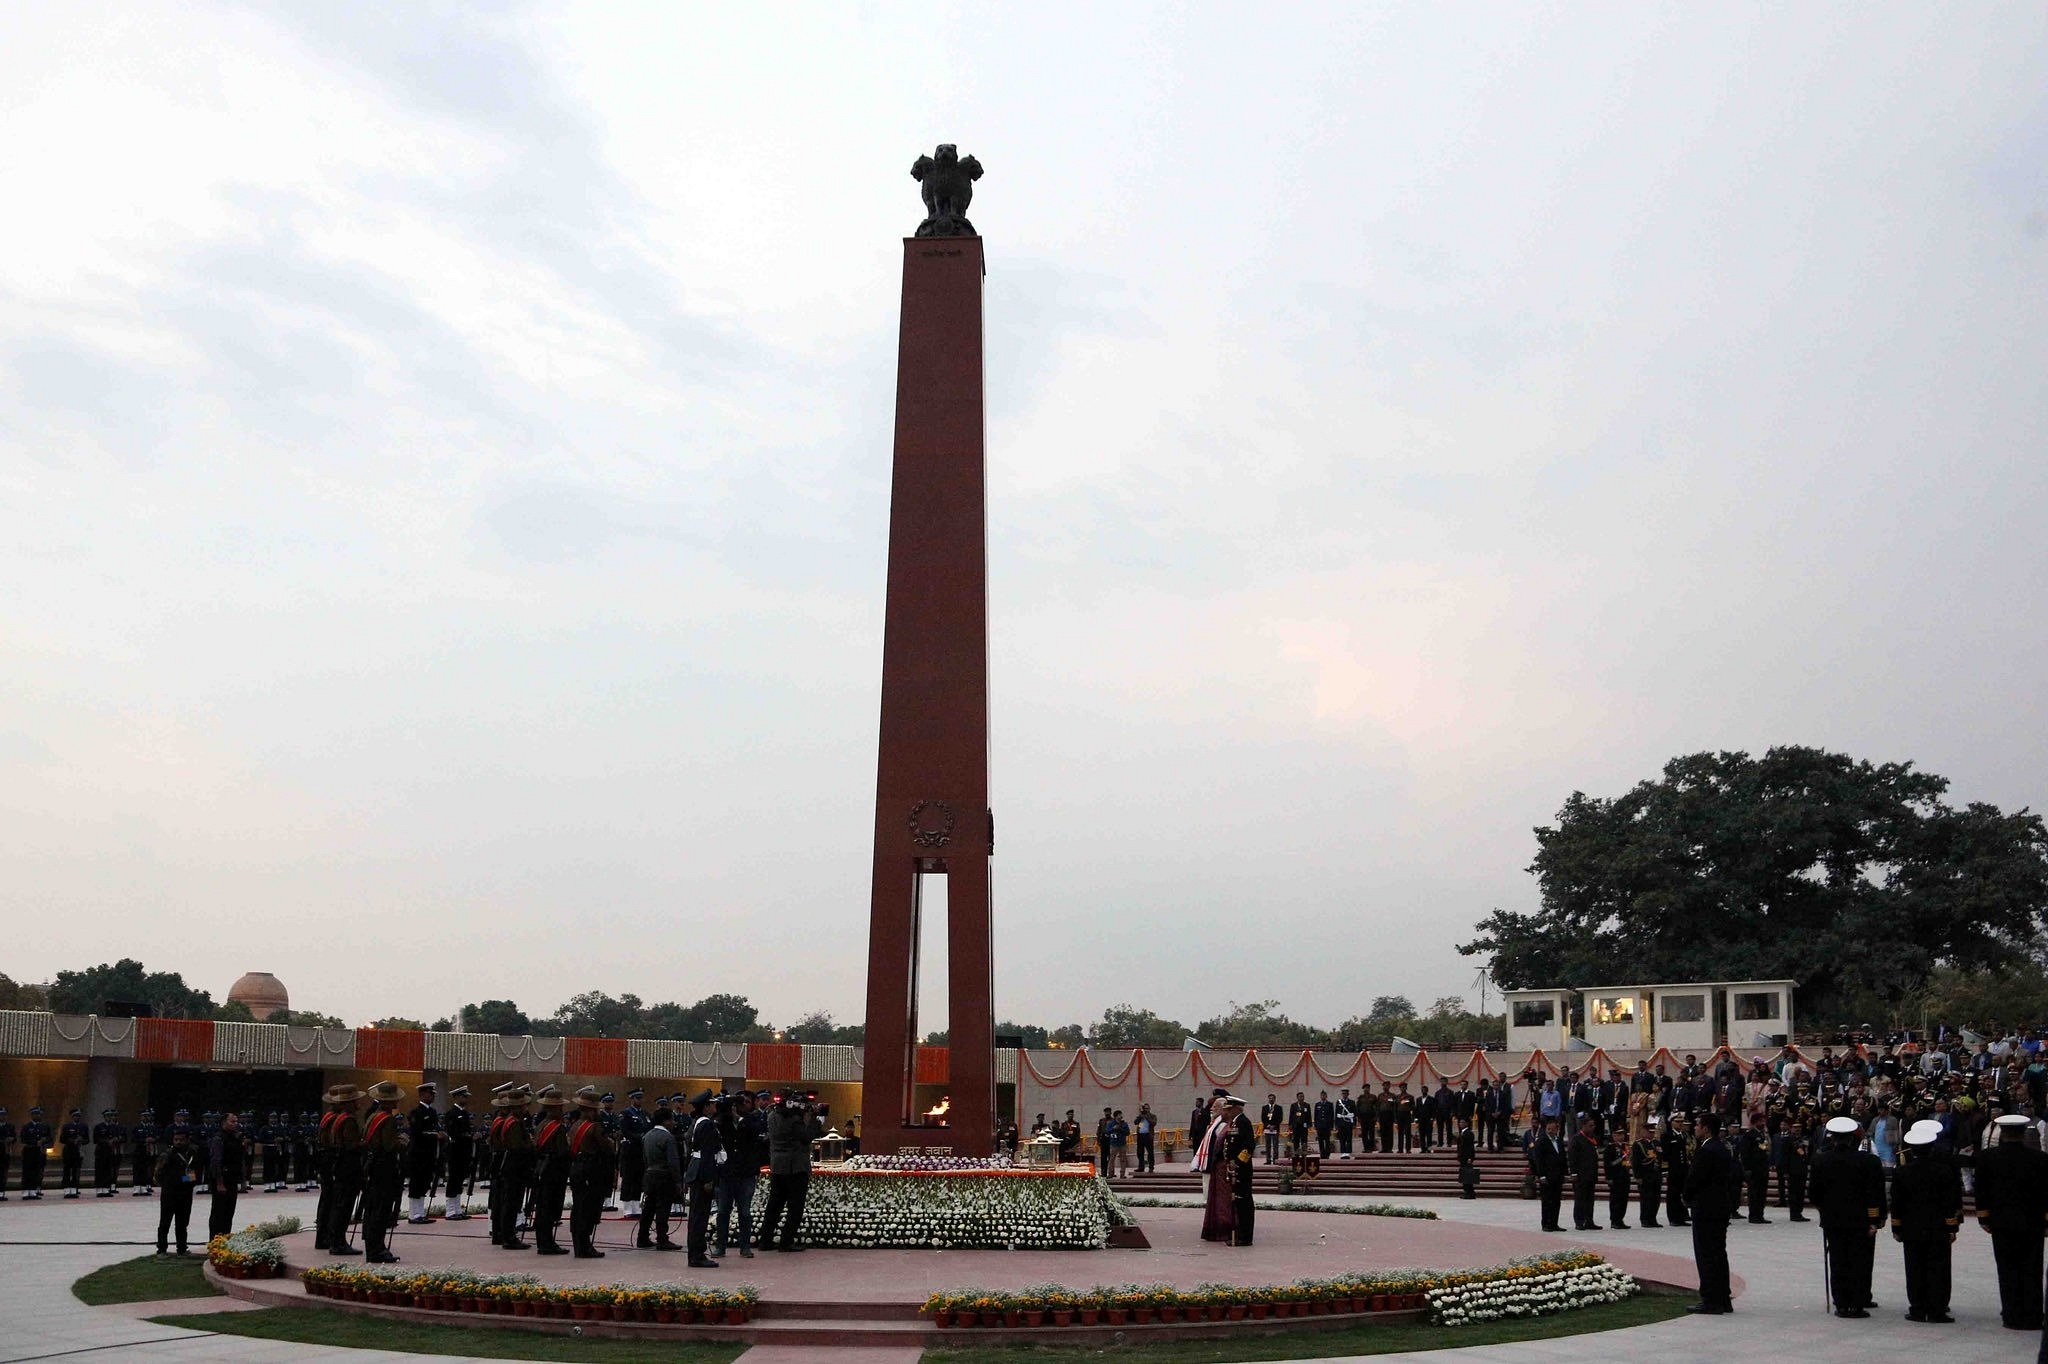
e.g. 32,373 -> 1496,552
536,1119 -> 563,1149
364,1112 -> 392,1144
569,1120 -> 596,1155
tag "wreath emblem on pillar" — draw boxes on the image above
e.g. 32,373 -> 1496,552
908,800 -> 957,848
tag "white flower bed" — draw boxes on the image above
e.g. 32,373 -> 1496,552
750,1169 -> 1125,1249
1428,1262 -> 1637,1326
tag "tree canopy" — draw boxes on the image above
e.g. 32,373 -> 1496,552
784,1010 -> 865,1045
1089,1004 -> 1188,1049
1460,747 -> 2048,1018
1194,999 -> 1326,1049
0,974 -> 48,1011
431,991 -> 777,1041
48,959 -> 215,1018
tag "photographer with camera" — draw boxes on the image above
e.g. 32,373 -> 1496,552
760,1091 -> 815,1252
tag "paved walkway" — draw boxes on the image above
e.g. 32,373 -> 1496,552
255,1199 -> 1698,1299
0,1186 -> 2034,1361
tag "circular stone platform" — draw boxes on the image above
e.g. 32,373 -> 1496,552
219,1206 -> 1705,1347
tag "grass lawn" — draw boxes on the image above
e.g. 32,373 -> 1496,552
72,1253 -> 222,1306
922,1291 -> 1690,1362
146,1306 -> 747,1363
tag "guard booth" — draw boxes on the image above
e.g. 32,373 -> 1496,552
1578,986 -> 1650,1051
1722,979 -> 1795,1050
1503,989 -> 1573,1053
1646,982 -> 1717,1054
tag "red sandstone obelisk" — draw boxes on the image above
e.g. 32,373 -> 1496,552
860,146 -> 995,1156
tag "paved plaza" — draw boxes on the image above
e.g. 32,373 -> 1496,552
0,1184 -> 2030,1362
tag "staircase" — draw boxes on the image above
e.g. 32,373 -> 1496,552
1108,1149 -> 1538,1201
1109,1149 -> 1942,1209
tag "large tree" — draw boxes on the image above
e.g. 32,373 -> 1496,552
450,999 -> 533,1035
1088,1004 -> 1187,1049
47,959 -> 215,1018
1461,747 -> 2048,1017
1193,999 -> 1326,1048
0,974 -> 48,1011
783,1010 -> 864,1045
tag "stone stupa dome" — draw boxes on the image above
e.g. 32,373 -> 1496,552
227,971 -> 289,1021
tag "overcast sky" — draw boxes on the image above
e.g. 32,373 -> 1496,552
3,4 -> 2044,1034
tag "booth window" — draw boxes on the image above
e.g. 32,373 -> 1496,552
1659,994 -> 1706,1023
1732,992 -> 1780,1021
1512,1000 -> 1556,1028
1589,997 -> 1634,1026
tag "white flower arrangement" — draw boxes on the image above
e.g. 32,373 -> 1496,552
749,1168 -> 1127,1249
1427,1262 -> 1638,1326
841,1154 -> 1014,1172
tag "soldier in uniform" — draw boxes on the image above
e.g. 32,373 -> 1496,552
0,1105 -> 15,1198
529,1086 -> 573,1255
1630,1116 -> 1664,1227
481,1083 -> 507,1229
193,1111 -> 216,1193
58,1108 -> 88,1197
595,1093 -> 621,1209
567,1086 -> 616,1258
1973,1112 -> 2048,1330
19,1107 -> 50,1198
1736,1113 -> 1771,1223
311,1091 -> 339,1250
1809,1114 -> 1886,1317
1602,1122 -> 1632,1228
487,1085 -> 530,1249
441,1086 -> 475,1219
1567,1115 -> 1601,1231
1892,1124 -> 1963,1322
716,1090 -> 767,1257
358,1080 -> 407,1264
293,1109 -> 318,1191
404,1081 -> 441,1224
1779,1113 -> 1812,1222
616,1089 -> 649,1217
237,1110 -> 258,1192
319,1084 -> 366,1256
255,1112 -> 279,1192
92,1109 -> 124,1197
684,1090 -> 725,1267
1222,1094 -> 1257,1245
267,1110 -> 290,1191
1376,1082 -> 1398,1153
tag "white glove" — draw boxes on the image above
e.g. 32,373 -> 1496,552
715,1150 -> 727,1166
